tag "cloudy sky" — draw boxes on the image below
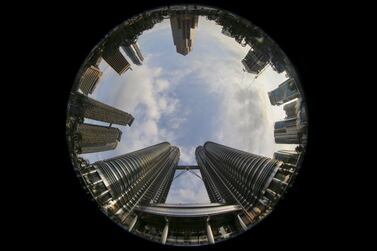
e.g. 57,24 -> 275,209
79,17 -> 297,203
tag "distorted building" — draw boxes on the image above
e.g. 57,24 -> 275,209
102,48 -> 131,75
76,143 -> 240,244
268,79 -> 299,106
274,118 -> 300,144
69,92 -> 134,126
273,150 -> 299,166
270,57 -> 286,73
241,47 -> 270,74
74,140 -> 300,245
170,14 -> 199,55
78,65 -> 102,95
296,98 -> 308,130
75,123 -> 122,154
272,150 -> 300,190
221,27 -> 232,37
275,98 -> 308,145
196,141 -> 296,230
78,142 -> 179,228
283,100 -> 298,119
121,43 -> 144,65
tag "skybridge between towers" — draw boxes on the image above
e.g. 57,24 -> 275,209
76,141 -> 301,245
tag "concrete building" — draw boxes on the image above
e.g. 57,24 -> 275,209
102,48 -> 131,75
242,48 -> 269,74
273,150 -> 299,166
274,118 -> 300,144
283,100 -> 298,119
69,92 -> 134,126
75,142 -> 298,245
75,123 -> 122,154
195,142 -> 296,231
170,14 -> 199,55
268,79 -> 299,106
121,43 -> 144,65
78,66 -> 102,95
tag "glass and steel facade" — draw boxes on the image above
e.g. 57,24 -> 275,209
78,142 -> 179,227
196,141 -> 297,230
268,79 -> 299,106
69,92 -> 134,126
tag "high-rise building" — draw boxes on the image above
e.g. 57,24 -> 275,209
75,141 -> 298,245
75,123 -> 122,154
273,150 -> 299,166
170,14 -> 199,55
81,142 -> 179,224
274,99 -> 308,145
102,48 -> 131,75
221,27 -> 232,37
296,98 -> 308,145
270,57 -> 286,73
121,43 -> 144,65
268,79 -> 299,106
196,141 -> 293,226
69,92 -> 134,126
273,150 -> 301,189
78,65 -> 103,95
241,48 -> 270,74
296,98 -> 308,129
283,100 -> 298,119
274,118 -> 300,144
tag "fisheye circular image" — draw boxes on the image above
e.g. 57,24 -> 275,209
66,5 -> 308,246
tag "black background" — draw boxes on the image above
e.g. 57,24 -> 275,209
17,0 -> 354,249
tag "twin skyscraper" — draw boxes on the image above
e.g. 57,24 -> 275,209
76,140 -> 299,245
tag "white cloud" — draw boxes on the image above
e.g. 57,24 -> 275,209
82,56 -> 187,161
79,17 -> 301,203
179,146 -> 196,165
155,79 -> 170,92
166,170 -> 210,203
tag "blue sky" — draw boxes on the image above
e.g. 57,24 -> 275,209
79,17 -> 298,203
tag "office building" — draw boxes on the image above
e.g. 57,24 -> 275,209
283,100 -> 298,119
102,48 -> 131,75
170,14 -> 199,55
274,118 -> 300,144
121,43 -> 144,65
196,141 -> 294,226
78,65 -> 102,95
268,79 -> 299,106
242,48 -> 269,74
76,123 -> 122,154
69,92 -> 134,126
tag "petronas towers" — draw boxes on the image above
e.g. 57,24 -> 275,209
76,140 -> 300,245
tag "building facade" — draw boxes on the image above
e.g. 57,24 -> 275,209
102,48 -> 131,75
283,100 -> 298,119
170,14 -> 199,55
268,78 -> 299,106
80,142 -> 179,225
69,92 -> 134,126
73,138 -> 302,245
274,150 -> 299,165
241,48 -> 270,74
75,123 -> 122,154
195,141 -> 294,228
275,98 -> 308,145
274,118 -> 300,144
74,140 -> 300,245
78,65 -> 102,95
121,43 -> 144,65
